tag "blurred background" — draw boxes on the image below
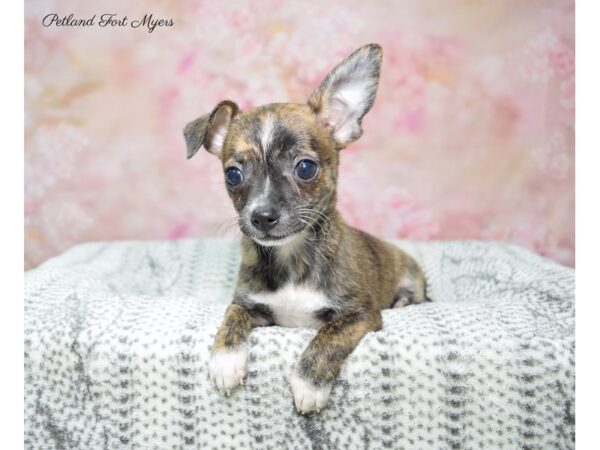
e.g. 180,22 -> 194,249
25,0 -> 574,269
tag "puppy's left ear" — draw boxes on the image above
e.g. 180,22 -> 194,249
184,100 -> 239,159
308,44 -> 382,149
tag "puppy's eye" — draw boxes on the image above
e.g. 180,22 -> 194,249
295,159 -> 318,181
225,167 -> 243,186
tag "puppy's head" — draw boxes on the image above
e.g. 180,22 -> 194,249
184,44 -> 382,246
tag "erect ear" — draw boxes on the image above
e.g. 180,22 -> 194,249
307,44 -> 382,149
183,100 -> 239,159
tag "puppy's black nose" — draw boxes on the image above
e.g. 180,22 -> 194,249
251,207 -> 280,233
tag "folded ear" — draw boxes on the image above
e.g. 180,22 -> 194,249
183,100 -> 239,159
308,44 -> 382,149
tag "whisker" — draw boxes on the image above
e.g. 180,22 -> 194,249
298,217 -> 317,239
296,206 -> 332,235
298,212 -> 330,240
295,206 -> 332,225
216,215 -> 242,236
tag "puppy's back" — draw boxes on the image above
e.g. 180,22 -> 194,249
342,224 -> 428,309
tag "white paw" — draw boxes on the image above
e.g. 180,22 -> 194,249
209,346 -> 247,395
290,370 -> 332,414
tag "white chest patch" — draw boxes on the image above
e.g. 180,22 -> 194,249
249,284 -> 331,329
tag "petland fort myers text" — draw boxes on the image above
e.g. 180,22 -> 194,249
42,13 -> 174,33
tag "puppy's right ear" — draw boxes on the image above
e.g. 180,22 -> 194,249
184,100 -> 239,159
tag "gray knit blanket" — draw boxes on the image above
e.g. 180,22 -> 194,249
25,239 -> 575,449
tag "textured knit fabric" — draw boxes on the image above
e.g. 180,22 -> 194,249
24,239 -> 575,449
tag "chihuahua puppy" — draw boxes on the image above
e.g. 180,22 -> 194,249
184,44 -> 429,414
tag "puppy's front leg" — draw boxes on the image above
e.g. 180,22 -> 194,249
209,295 -> 272,395
291,310 -> 382,414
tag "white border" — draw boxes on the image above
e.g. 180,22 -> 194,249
576,1 -> 600,447
0,0 -> 24,447
11,0 -> 590,447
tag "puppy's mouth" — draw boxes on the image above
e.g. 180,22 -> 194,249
252,233 -> 302,247
239,221 -> 306,247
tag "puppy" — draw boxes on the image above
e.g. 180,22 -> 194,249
184,44 -> 429,414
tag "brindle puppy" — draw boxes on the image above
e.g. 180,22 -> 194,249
184,44 -> 429,414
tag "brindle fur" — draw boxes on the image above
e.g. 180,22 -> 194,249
185,44 -> 430,411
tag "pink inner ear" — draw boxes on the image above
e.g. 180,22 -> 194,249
323,97 -> 350,131
206,106 -> 233,153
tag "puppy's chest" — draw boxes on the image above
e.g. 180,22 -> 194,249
249,284 -> 333,329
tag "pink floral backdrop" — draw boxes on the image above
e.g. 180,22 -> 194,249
25,0 -> 575,269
